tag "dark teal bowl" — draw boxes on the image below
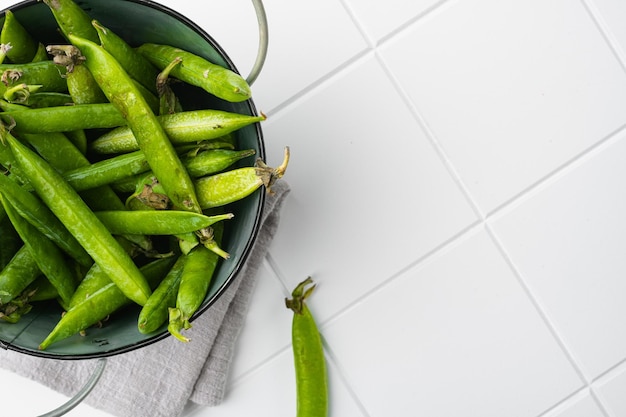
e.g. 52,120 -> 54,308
0,0 -> 265,359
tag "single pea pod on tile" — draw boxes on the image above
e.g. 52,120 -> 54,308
136,43 -> 251,102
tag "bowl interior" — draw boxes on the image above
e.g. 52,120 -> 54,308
0,0 -> 265,359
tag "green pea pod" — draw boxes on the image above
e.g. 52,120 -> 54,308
0,245 -> 41,306
0,10 -> 38,63
92,20 -> 159,95
22,275 -> 61,303
66,63 -> 107,105
1,127 -> 152,306
0,171 -> 92,268
285,278 -> 328,417
62,150 -> 150,192
137,43 -> 251,103
196,147 -> 289,209
182,148 -> 256,178
70,34 -> 201,214
0,103 -> 126,133
138,254 -> 186,334
168,224 -> 223,342
66,148 -> 254,193
41,0 -> 99,42
30,43 -> 49,63
94,210 -> 233,236
0,60 -> 68,94
23,92 -> 75,108
39,256 -> 177,350
0,195 -> 76,306
90,109 -> 265,154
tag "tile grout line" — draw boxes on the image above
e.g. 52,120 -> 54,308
579,0 -> 626,75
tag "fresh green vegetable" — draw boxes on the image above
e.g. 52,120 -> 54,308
285,278 -> 328,417
0,125 -> 152,306
137,43 -> 251,102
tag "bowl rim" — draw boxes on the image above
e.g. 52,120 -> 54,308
0,0 -> 266,359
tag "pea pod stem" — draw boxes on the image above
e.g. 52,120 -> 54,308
285,277 -> 328,417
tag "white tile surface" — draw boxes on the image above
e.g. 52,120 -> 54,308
379,0 -> 626,213
2,0 -> 626,416
596,363 -> 626,417
323,230 -> 582,417
491,130 -> 626,380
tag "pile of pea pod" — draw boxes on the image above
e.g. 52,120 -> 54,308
0,0 -> 289,349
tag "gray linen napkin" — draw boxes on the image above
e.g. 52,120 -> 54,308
0,181 -> 290,417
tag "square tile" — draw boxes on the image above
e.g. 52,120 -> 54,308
323,230 -> 582,417
342,0 -> 444,42
590,0 -> 626,58
227,260 -> 292,380
264,56 -> 477,322
596,364 -> 626,417
491,131 -> 626,379
379,0 -> 626,213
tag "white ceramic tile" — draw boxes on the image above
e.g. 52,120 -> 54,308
263,55 -> 477,322
226,259 -> 292,380
322,230 -> 582,417
379,0 -> 626,213
491,131 -> 626,379
590,0 -> 626,59
540,393 -> 605,417
596,364 -> 626,417
185,349 -> 366,417
342,0 -> 444,42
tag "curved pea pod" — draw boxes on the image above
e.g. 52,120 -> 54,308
90,109 -> 265,154
94,210 -> 233,236
1,126 -> 152,306
41,0 -> 99,42
168,223 -> 223,342
38,256 -> 177,350
196,146 -> 290,209
0,171 -> 92,268
136,43 -> 251,103
0,103 -> 126,133
0,10 -> 38,63
285,278 -> 328,417
0,195 -> 76,306
0,245 -> 41,306
23,92 -> 75,108
70,34 -> 201,214
138,254 -> 186,334
92,20 -> 159,95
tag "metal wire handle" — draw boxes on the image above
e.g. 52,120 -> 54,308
36,358 -> 107,417
247,0 -> 269,85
